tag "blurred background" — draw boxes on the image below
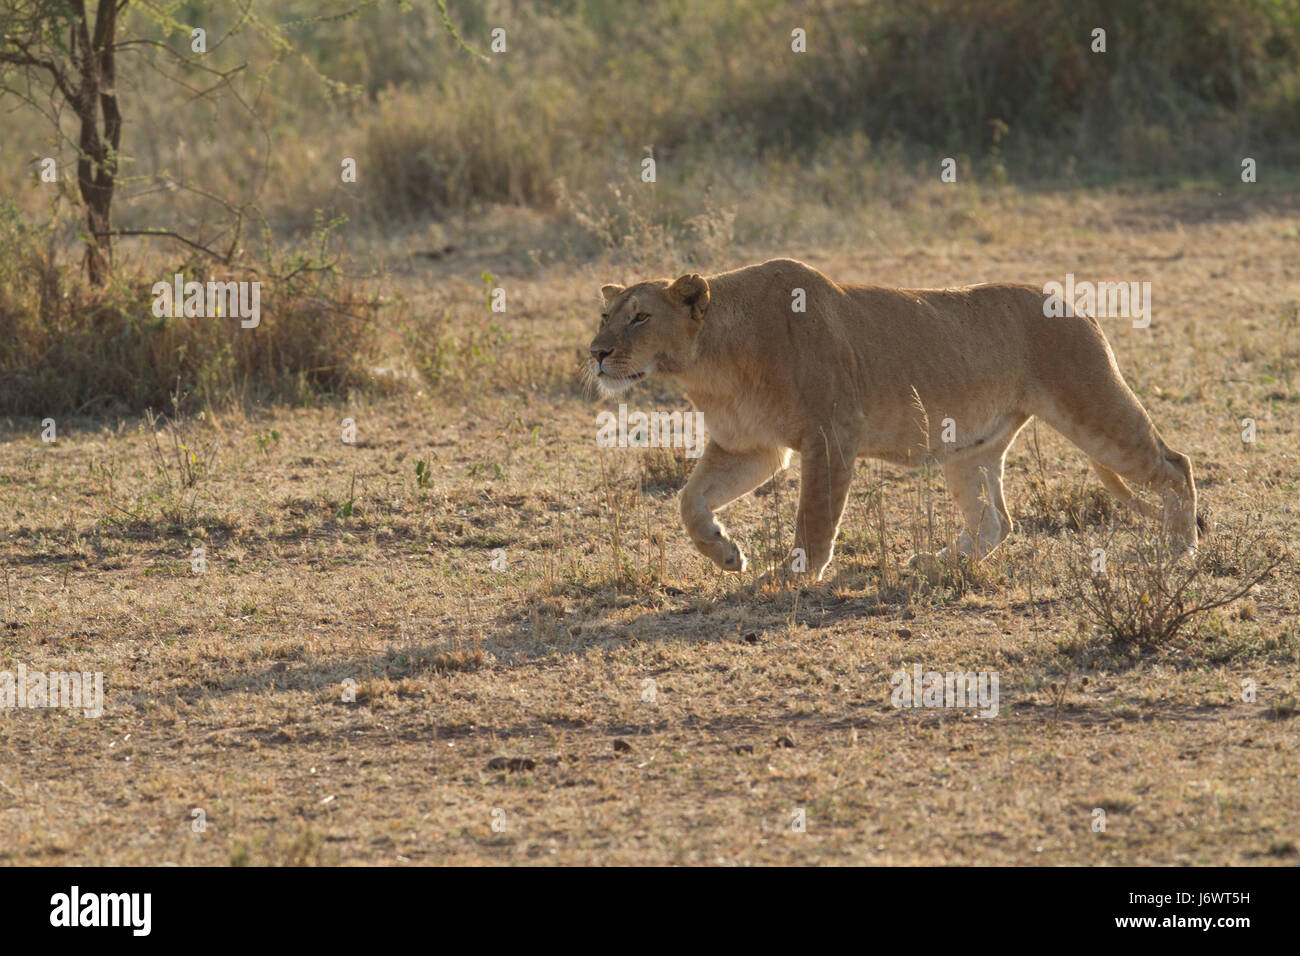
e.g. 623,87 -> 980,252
6,1 -> 1300,237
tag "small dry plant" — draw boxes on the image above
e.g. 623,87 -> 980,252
1064,510 -> 1287,656
143,392 -> 217,492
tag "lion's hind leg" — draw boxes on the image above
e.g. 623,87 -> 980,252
940,449 -> 1015,561
1091,460 -> 1157,520
914,413 -> 1028,565
1040,402 -> 1198,553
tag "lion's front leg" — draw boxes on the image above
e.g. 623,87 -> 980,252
680,442 -> 789,572
792,428 -> 856,580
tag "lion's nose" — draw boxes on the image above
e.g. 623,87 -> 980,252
590,347 -> 613,364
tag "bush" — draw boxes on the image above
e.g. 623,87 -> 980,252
1064,513 -> 1287,656
0,204 -> 387,414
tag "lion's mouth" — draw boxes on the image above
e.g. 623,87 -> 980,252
597,368 -> 645,382
594,366 -> 648,394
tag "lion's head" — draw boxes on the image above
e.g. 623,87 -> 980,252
588,273 -> 710,394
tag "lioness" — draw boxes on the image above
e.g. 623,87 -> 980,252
588,258 -> 1199,580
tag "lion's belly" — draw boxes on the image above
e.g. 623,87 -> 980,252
858,409 -> 1026,467
698,400 -> 795,454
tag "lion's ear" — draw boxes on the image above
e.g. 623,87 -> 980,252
600,284 -> 625,304
668,273 -> 709,317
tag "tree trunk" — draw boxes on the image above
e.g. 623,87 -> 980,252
73,0 -> 121,286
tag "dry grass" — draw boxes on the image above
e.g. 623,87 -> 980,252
1,185 -> 1298,865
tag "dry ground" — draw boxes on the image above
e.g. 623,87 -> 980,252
1,184 -> 1298,865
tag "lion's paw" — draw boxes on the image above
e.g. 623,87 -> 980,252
907,549 -> 960,584
720,540 -> 747,573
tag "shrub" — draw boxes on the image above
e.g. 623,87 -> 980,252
0,203 -> 386,414
1064,512 -> 1287,656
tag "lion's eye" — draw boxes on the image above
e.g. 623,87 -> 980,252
630,312 -> 649,326
600,313 -> 609,326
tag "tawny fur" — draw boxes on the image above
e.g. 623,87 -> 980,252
589,258 -> 1199,580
